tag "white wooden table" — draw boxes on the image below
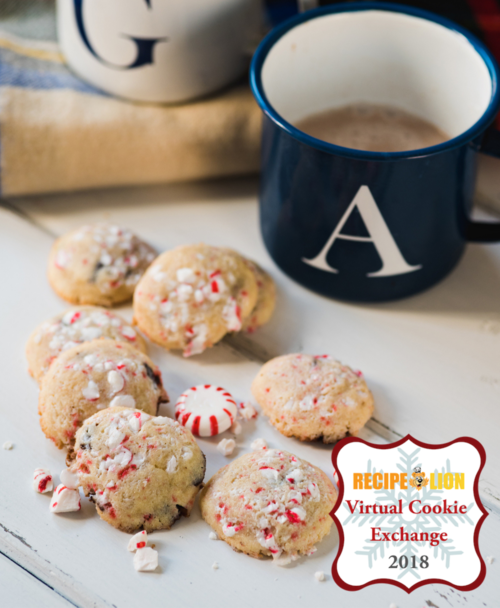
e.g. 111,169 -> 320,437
1,170 -> 500,608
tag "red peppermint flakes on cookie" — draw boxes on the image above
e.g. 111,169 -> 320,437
175,385 -> 237,437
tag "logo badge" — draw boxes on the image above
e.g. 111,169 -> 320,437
331,435 -> 487,593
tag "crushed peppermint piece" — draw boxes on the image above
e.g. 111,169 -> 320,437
152,416 -> 172,426
222,297 -> 242,331
239,402 -> 257,420
99,446 -> 133,471
60,469 -> 79,490
288,506 -> 307,522
251,438 -> 267,450
209,532 -> 218,540
82,380 -> 100,401
222,523 -> 237,537
50,485 -> 81,513
100,252 -> 112,266
333,468 -> 339,487
176,268 -> 196,283
273,553 -> 299,567
217,438 -> 236,457
110,395 -> 136,409
55,249 -> 70,269
3,441 -> 13,450
230,421 -> 242,435
128,531 -> 148,552
175,385 -> 237,437
84,353 -> 98,367
166,456 -> 178,473
308,481 -> 321,501
79,328 -> 100,341
33,469 -> 53,494
134,547 -> 158,572
256,529 -> 282,558
106,427 -> 126,449
287,468 -> 304,483
177,284 -> 193,301
121,326 -> 137,340
315,571 -> 325,582
212,562 -> 219,570
260,468 -> 279,481
183,323 -> 208,357
128,411 -> 150,433
389,604 -> 398,608
486,556 -> 495,564
108,370 -> 125,394
181,447 -> 193,460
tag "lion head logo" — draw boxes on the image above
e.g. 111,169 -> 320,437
409,466 -> 429,491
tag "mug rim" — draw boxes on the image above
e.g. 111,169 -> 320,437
250,1 -> 500,161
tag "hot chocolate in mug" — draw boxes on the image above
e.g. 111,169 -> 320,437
57,0 -> 262,103
250,2 -> 500,302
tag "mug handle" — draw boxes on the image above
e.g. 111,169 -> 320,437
467,126 -> 500,242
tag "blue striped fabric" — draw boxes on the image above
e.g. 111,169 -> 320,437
0,45 -> 105,94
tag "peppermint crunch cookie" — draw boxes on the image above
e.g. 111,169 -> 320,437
133,244 -> 258,356
48,224 -> 156,306
39,339 -> 168,449
71,407 -> 205,533
26,307 -> 147,382
242,260 -> 276,333
200,449 -> 336,561
251,354 -> 374,443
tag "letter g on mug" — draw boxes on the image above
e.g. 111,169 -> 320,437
57,0 -> 263,103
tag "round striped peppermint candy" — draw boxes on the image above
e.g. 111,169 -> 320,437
175,385 -> 237,437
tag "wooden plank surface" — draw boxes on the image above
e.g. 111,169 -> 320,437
1,176 -> 499,607
0,552 -> 74,608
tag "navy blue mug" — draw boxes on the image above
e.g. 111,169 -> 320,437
250,2 -> 500,302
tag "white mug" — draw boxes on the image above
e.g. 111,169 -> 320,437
57,0 -> 262,103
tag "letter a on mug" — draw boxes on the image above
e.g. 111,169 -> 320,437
302,186 -> 422,277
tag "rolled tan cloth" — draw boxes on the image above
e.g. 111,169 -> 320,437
0,23 -> 261,197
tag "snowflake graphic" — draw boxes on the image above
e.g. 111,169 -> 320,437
342,447 -> 474,580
